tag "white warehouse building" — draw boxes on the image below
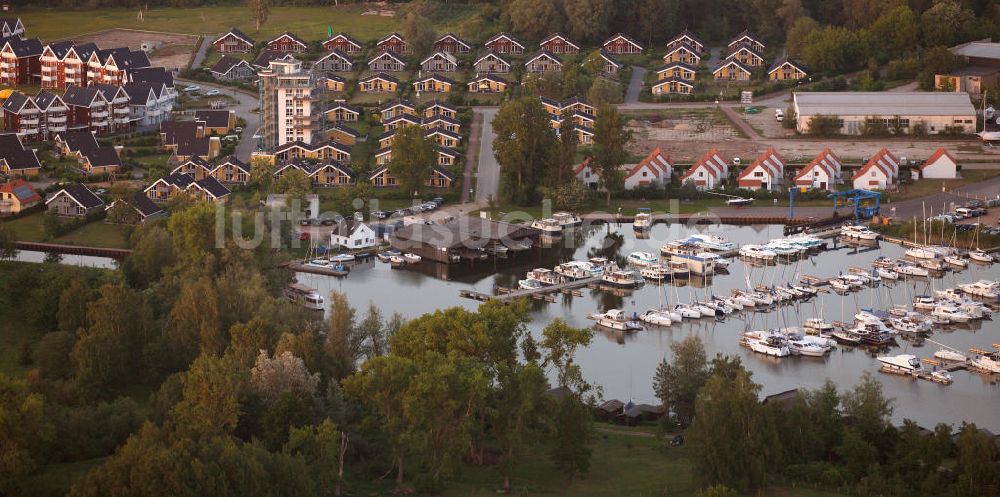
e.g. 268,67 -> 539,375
792,92 -> 977,135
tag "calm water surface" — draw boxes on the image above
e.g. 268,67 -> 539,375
296,222 -> 1000,431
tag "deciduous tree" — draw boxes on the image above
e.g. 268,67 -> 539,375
652,335 -> 709,427
492,97 -> 558,204
591,104 -> 631,207
389,124 -> 435,196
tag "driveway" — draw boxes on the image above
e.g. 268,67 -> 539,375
624,66 -> 646,104
474,107 -> 500,204
189,36 -> 210,70
176,77 -> 259,162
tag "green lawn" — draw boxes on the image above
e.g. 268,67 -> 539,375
18,5 -> 484,42
4,212 -> 131,249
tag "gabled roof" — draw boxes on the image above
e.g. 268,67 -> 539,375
431,165 -> 455,181
540,33 -> 579,50
573,157 -> 598,177
210,155 -> 250,175
324,32 -> 362,48
359,72 -> 399,84
768,57 -> 807,75
81,147 -> 121,169
0,179 -> 40,204
328,123 -> 359,138
738,147 -> 784,181
2,37 -> 42,58
656,61 -> 696,73
468,74 -> 507,84
713,57 -> 753,75
56,130 -> 100,154
651,77 -> 695,89
316,73 -> 346,84
34,90 -> 67,112
728,30 -> 764,48
46,183 -> 105,209
378,32 -> 406,45
599,49 -> 621,68
268,31 -> 308,47
474,50 -> 510,66
93,83 -> 128,103
681,148 -> 728,181
326,101 -> 361,114
62,85 -> 105,107
627,147 -> 673,179
313,140 -> 352,155
379,98 -> 415,113
121,83 -> 157,106
424,100 -> 456,113
414,73 -> 457,85
127,190 -> 166,218
853,148 -> 898,180
526,49 -> 562,65
0,133 -> 41,171
129,67 -> 174,89
315,48 -> 352,66
154,171 -> 196,189
603,33 -> 643,50
368,50 -> 406,66
423,114 -> 461,127
668,30 -> 705,50
191,176 -> 231,199
310,161 -> 354,178
211,55 -> 251,75
922,148 -> 956,171
420,51 -> 458,67
274,159 -> 316,176
663,42 -> 701,58
251,49 -> 294,69
1,91 -> 34,113
434,33 -> 470,49
435,146 -> 460,158
194,110 -> 233,129
424,127 -> 462,141
484,32 -> 525,49
171,155 -> 212,175
794,148 -> 841,183
385,114 -> 421,127
729,44 -> 765,60
214,27 -> 255,46
369,165 -> 393,179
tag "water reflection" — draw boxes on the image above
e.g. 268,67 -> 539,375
296,223 -> 1000,431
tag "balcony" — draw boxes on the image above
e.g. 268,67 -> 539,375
40,75 -> 52,82
47,115 -> 67,123
19,118 -> 39,125
91,110 -> 109,119
64,67 -> 78,75
113,97 -> 129,104
114,107 -> 129,115
87,71 -> 97,78
116,117 -> 130,125
48,125 -> 67,133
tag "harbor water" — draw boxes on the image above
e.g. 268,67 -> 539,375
297,222 -> 1000,432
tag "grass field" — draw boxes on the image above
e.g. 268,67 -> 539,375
4,212 -> 131,249
18,5 -> 484,42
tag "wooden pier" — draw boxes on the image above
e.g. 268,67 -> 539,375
460,276 -> 599,303
286,262 -> 349,277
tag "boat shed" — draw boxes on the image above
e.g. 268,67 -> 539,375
792,92 -> 976,135
762,389 -> 801,412
390,217 -> 540,263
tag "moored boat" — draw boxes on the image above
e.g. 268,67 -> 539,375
627,251 -> 659,267
841,224 -> 880,240
284,283 -> 325,311
640,309 -> 673,326
530,218 -> 563,235
686,233 -> 736,251
590,309 -> 643,331
601,269 -> 639,288
633,208 -> 652,231
877,354 -> 923,373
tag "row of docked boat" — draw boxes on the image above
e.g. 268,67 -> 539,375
737,234 -> 827,263
635,282 -> 822,329
519,258 -> 647,290
740,328 -> 837,357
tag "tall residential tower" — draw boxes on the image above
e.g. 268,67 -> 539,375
258,58 -> 315,149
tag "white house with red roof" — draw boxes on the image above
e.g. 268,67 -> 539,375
624,148 -> 672,189
852,149 -> 899,190
574,158 -> 600,189
920,148 -> 957,179
793,148 -> 842,190
737,148 -> 784,190
679,148 -> 728,190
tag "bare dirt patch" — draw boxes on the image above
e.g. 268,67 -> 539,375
72,28 -> 199,70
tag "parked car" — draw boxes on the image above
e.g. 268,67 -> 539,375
183,85 -> 200,92
371,210 -> 389,219
775,109 -> 784,122
205,89 -> 221,96
966,199 -> 984,208
235,126 -> 244,133
955,207 -> 973,218
432,197 -> 445,206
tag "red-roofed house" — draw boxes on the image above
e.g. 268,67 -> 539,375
624,148 -> 673,189
920,148 -> 957,179
793,148 -> 842,191
603,33 -> 643,55
574,158 -> 600,189
0,179 -> 41,215
680,149 -> 729,190
852,149 -> 899,190
737,148 -> 784,190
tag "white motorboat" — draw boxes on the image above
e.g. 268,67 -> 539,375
876,268 -> 899,280
785,234 -> 825,251
640,264 -> 671,281
660,241 -> 715,275
958,280 -> 1000,299
284,283 -> 325,311
730,292 -> 757,308
829,278 -> 851,292
702,299 -> 734,315
527,268 -> 562,286
791,284 -> 818,296
329,253 -> 356,263
787,337 -> 830,357
969,249 -> 993,264
895,263 -> 929,277
970,354 -> 1000,374
841,224 -> 880,240
697,252 -> 731,269
840,274 -> 866,289
905,246 -> 939,260
889,317 -> 927,334
554,262 -> 591,280
931,371 -> 954,384
744,332 -> 791,357
627,251 -> 659,267
958,302 -> 990,319
403,253 -> 422,263
715,295 -> 744,311
691,303 -> 717,318
873,256 -> 896,268
518,278 -> 544,290
601,270 -> 639,288
590,309 -> 643,331
913,295 -> 938,310
686,233 -> 736,251
640,309 -> 673,327
745,291 -> 774,306
855,310 -> 888,328
552,212 -> 582,228
945,254 -> 968,268
531,218 -> 563,235
932,304 -> 973,323
918,258 -> 945,271
587,257 -> 612,275
933,349 -> 967,362
739,245 -> 777,261
633,210 -> 652,231
673,304 -> 702,319
877,354 -> 923,373
803,318 -> 833,333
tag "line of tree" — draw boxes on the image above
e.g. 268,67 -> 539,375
654,335 -> 1000,496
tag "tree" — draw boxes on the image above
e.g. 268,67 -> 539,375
388,124 -> 435,195
249,156 -> 274,192
785,16 -> 819,57
801,26 -> 866,74
171,353 -> 245,435
840,371 -> 893,446
401,6 -> 436,57
0,224 -> 17,261
492,97 -> 559,204
918,46 -> 963,90
954,422 -> 1000,496
539,319 -> 592,389
325,291 -> 357,380
506,0 -> 564,41
920,0 -> 975,48
0,375 -> 56,495
688,358 -> 778,492
165,276 -> 223,367
587,77 -> 621,106
550,180 -> 591,212
652,335 -> 709,427
167,202 -> 219,272
72,284 -> 154,391
868,6 -> 918,62
591,104 -> 631,207
563,0 -> 613,43
122,224 -> 174,288
551,109 -> 578,187
274,168 -> 313,207
284,418 -> 345,496
33,331 -> 77,379
696,485 -> 739,497
777,0 -> 805,29
247,0 -> 269,32
355,301 -> 389,360
843,0 -> 904,28
58,279 -> 96,332
42,210 -> 62,240
549,391 -> 592,482
494,363 -> 548,492
250,350 -> 320,402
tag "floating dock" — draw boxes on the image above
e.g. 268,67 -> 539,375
286,262 -> 349,277
460,276 -> 599,303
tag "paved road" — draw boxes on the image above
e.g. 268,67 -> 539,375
176,77 -> 259,162
190,36 -> 210,70
888,175 -> 1000,220
461,110 -> 483,203
624,66 -> 646,104
474,107 -> 500,204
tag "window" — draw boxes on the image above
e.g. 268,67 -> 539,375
754,171 -> 763,177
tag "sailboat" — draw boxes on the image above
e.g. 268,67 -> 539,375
969,223 -> 994,263
905,215 -> 938,260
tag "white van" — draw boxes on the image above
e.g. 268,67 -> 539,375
775,109 -> 784,122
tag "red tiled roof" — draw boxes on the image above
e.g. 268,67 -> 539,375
921,148 -> 955,171
0,178 -> 40,203
738,147 -> 783,182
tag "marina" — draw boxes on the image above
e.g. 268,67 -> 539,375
294,221 -> 1000,432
